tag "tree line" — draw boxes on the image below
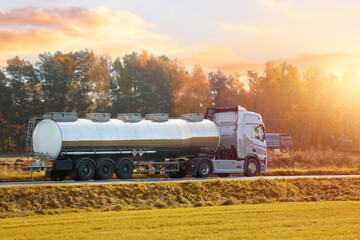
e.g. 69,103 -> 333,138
0,50 -> 359,152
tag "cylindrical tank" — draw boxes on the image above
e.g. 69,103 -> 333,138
32,118 -> 220,160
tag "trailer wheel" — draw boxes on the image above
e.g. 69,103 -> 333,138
76,159 -> 95,180
197,160 -> 211,177
95,158 -> 115,180
49,171 -> 68,181
115,159 -> 134,179
216,173 -> 230,178
244,158 -> 259,177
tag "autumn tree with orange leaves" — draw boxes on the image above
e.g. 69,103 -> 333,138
0,50 -> 360,151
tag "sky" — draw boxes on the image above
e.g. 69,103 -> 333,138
1,0 -> 360,73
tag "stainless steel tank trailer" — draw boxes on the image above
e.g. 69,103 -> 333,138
22,106 -> 267,181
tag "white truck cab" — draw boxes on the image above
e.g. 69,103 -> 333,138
201,106 -> 267,177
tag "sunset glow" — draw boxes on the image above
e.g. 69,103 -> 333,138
1,0 -> 360,73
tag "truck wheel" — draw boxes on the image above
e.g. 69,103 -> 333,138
197,160 -> 211,177
115,159 -> 134,179
95,159 -> 115,180
165,162 -> 187,178
49,171 -> 68,181
216,173 -> 230,178
76,159 -> 95,180
244,158 -> 259,177
166,169 -> 187,178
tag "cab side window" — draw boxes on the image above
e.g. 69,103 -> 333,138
245,124 -> 257,139
245,124 -> 265,141
255,125 -> 265,141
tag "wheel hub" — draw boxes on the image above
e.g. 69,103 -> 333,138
200,163 -> 209,175
248,162 -> 257,174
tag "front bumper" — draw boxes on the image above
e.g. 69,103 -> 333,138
260,157 -> 267,173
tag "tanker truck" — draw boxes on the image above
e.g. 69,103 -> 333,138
22,106 -> 267,181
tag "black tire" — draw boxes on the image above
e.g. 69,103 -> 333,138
165,160 -> 187,178
244,158 -> 259,177
166,169 -> 187,178
76,159 -> 95,180
95,159 -> 115,180
115,159 -> 134,179
49,171 -> 68,181
216,173 -> 230,178
197,160 -> 211,177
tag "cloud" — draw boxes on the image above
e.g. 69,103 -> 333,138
259,0 -> 312,18
260,0 -> 360,19
333,7 -> 360,18
0,7 -> 179,64
182,46 -> 246,73
0,7 -> 68,29
184,47 -> 239,65
0,30 -> 63,52
219,24 -> 260,33
218,23 -> 277,36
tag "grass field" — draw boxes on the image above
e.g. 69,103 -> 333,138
1,201 -> 360,240
267,149 -> 360,169
264,167 -> 360,176
2,178 -> 360,218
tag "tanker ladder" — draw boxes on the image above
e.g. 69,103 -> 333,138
25,117 -> 43,159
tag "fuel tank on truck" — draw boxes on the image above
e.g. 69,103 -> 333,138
32,112 -> 220,160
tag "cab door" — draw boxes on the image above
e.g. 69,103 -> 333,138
242,113 -> 266,160
244,124 -> 266,157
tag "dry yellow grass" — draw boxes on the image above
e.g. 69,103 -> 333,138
1,201 -> 360,240
268,148 -> 360,168
264,167 -> 360,176
1,178 -> 360,218
0,171 -> 44,182
0,153 -> 25,160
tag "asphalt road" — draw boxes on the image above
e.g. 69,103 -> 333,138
1,175 -> 360,188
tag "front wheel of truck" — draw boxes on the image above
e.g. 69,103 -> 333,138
244,158 -> 259,177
